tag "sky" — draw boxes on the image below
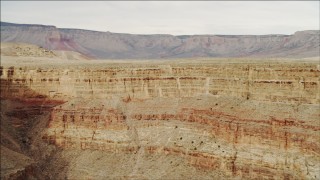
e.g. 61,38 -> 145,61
1,1 -> 319,35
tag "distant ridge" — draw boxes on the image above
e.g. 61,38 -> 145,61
1,21 -> 56,28
1,21 -> 319,59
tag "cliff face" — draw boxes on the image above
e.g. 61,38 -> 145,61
1,60 -> 319,104
44,97 -> 319,179
1,58 -> 319,179
1,22 -> 319,59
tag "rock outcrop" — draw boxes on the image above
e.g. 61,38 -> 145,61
1,22 -> 319,59
1,57 -> 319,179
0,42 -> 91,60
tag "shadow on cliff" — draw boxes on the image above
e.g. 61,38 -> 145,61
0,78 -> 69,179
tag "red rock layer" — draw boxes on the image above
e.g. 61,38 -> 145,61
42,97 -> 320,179
1,60 -> 319,179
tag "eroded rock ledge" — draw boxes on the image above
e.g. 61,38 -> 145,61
1,59 -> 319,104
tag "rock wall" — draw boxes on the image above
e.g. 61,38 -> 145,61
42,97 -> 320,179
1,62 -> 319,104
1,59 -> 319,179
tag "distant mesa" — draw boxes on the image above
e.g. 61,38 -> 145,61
1,21 -> 319,59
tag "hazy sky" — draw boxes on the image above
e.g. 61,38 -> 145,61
1,1 -> 319,35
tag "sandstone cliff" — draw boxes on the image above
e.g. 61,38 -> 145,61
1,22 -> 319,59
1,57 -> 319,179
1,58 -> 319,104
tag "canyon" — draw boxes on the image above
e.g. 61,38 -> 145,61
1,51 -> 319,179
1,22 -> 319,59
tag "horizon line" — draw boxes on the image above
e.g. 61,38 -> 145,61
1,21 -> 318,37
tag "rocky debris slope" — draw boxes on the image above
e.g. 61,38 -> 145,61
0,98 -> 67,179
1,22 -> 319,59
1,57 -> 319,179
1,42 -> 91,60
1,42 -> 56,57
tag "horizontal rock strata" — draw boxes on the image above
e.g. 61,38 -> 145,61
1,59 -> 319,179
1,22 -> 319,58
42,97 -> 319,179
1,60 -> 319,104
